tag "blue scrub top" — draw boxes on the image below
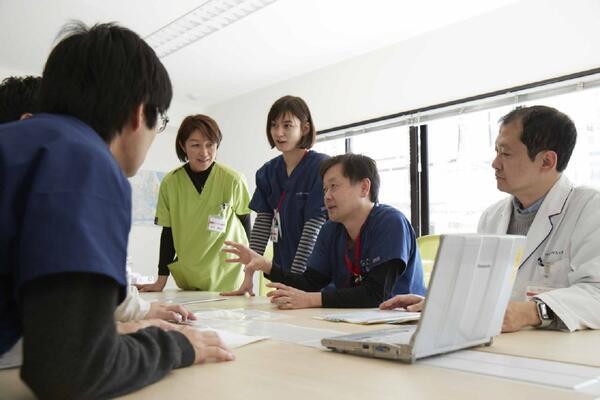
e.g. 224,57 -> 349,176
308,204 -> 426,298
0,114 -> 130,355
249,150 -> 328,270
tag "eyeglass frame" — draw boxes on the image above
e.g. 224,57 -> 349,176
157,111 -> 169,133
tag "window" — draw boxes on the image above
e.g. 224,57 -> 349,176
313,136 -> 345,156
316,70 -> 600,236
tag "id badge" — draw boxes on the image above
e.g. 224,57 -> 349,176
208,215 -> 226,233
525,284 -> 557,300
270,210 -> 282,243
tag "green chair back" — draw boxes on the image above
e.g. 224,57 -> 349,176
417,234 -> 441,287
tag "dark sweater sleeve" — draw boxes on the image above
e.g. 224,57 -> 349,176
20,272 -> 195,399
320,259 -> 404,308
236,213 -> 252,239
267,264 -> 331,292
157,226 -> 175,276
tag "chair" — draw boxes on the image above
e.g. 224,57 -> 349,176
416,234 -> 441,287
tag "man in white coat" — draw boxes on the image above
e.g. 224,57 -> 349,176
381,105 -> 600,333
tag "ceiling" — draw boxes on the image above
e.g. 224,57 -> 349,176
0,0 -> 518,109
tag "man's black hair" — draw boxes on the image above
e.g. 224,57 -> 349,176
39,21 -> 172,143
500,105 -> 577,172
320,153 -> 380,203
0,76 -> 41,123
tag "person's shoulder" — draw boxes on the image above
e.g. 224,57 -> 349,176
255,155 -> 283,178
308,150 -> 330,162
572,184 -> 600,200
373,204 -> 405,220
214,162 -> 245,181
318,219 -> 342,237
161,165 -> 186,182
569,184 -> 600,214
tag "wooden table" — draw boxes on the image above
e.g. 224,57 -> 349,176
1,290 -> 597,399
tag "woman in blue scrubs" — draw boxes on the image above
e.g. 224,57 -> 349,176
223,96 -> 329,296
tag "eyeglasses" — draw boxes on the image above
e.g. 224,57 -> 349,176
157,112 -> 169,134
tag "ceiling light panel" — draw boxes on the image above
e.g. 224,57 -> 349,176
146,0 -> 279,58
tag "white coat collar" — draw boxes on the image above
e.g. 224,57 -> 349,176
521,174 -> 574,265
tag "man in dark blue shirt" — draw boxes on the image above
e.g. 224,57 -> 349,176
225,153 -> 425,309
0,22 -> 233,398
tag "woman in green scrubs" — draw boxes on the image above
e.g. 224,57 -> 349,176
137,115 -> 251,292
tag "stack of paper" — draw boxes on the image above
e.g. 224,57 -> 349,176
319,309 -> 421,325
195,327 -> 268,349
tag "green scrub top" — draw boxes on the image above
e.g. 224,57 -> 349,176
155,162 -> 251,291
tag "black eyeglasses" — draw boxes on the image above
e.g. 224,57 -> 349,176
157,112 -> 169,133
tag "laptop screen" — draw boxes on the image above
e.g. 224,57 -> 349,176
412,234 -> 526,359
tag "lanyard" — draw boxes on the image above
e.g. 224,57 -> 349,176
276,192 -> 286,212
344,230 -> 363,284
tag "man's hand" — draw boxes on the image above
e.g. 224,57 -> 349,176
379,294 -> 425,312
136,275 -> 168,292
223,241 -> 272,274
502,301 -> 541,332
221,270 -> 255,296
266,282 -> 321,309
146,302 -> 196,322
179,327 -> 236,364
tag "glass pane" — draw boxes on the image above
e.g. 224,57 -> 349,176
518,87 -> 600,188
427,109 -> 509,234
351,126 -> 411,220
314,136 -> 345,156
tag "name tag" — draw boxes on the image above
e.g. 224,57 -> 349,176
208,215 -> 226,233
270,210 -> 282,243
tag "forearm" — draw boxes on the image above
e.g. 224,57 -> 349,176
267,264 -> 330,292
21,273 -> 194,399
157,227 -> 175,276
248,212 -> 272,256
322,260 -> 402,308
237,213 -> 252,239
290,216 -> 326,274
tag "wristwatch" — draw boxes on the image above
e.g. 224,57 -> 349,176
533,298 -> 555,328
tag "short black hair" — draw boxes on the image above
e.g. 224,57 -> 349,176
500,105 -> 577,172
39,21 -> 172,143
0,76 -> 42,123
175,114 -> 223,162
266,95 -> 316,149
320,153 -> 380,203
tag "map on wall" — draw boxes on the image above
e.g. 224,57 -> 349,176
129,170 -> 166,225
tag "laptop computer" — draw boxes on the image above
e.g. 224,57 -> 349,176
321,233 -> 526,363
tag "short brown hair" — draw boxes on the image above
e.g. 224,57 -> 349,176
176,114 -> 223,162
266,95 -> 316,149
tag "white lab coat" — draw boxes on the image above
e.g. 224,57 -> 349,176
478,174 -> 600,331
114,285 -> 151,322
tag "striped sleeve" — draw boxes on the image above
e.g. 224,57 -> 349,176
249,212 -> 273,256
290,216 -> 327,274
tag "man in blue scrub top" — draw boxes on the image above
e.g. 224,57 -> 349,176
0,22 -> 233,398
225,153 -> 425,308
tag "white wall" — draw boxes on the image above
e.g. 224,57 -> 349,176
206,0 -> 600,195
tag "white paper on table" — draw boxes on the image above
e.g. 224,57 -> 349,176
420,350 -> 600,395
194,308 -> 289,321
190,319 -> 344,348
167,297 -> 229,305
194,327 -> 269,349
318,308 -> 421,324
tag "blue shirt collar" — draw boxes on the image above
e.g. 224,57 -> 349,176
512,195 -> 546,215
